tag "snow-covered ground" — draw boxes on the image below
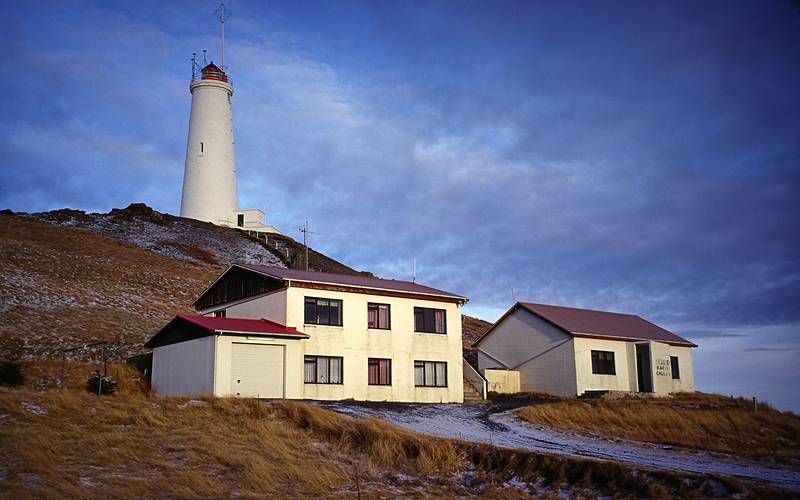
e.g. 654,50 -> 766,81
317,401 -> 800,491
28,207 -> 284,268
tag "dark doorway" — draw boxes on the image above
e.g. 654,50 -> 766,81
237,214 -> 245,227
636,344 -> 652,393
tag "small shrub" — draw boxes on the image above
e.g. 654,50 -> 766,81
86,371 -> 117,395
0,361 -> 25,386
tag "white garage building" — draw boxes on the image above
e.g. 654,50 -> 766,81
146,264 -> 468,402
474,302 -> 697,397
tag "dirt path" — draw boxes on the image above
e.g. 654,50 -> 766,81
317,401 -> 800,491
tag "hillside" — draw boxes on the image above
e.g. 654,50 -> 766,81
1,381 -> 775,498
0,205 -> 362,360
1,205 -> 490,361
462,314 -> 492,369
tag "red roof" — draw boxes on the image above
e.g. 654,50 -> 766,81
234,263 -> 467,301
474,302 -> 696,348
145,314 -> 307,348
178,314 -> 305,336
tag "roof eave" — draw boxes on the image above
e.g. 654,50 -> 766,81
234,263 -> 468,303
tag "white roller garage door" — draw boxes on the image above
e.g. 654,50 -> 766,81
230,343 -> 285,398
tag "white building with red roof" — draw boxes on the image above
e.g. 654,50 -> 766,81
473,302 -> 697,397
146,264 -> 468,402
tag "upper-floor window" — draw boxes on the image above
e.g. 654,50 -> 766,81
368,358 -> 391,385
304,355 -> 343,384
591,350 -> 616,375
213,310 -> 226,318
414,307 -> 446,334
670,356 -> 680,379
368,303 -> 391,329
414,360 -> 447,387
304,297 -> 343,326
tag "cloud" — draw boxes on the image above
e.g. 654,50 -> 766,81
1,0 -> 799,409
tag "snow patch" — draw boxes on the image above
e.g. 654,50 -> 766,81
22,402 -> 48,416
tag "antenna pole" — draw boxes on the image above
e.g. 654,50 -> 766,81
303,219 -> 308,271
215,3 -> 231,70
298,219 -> 320,271
413,259 -> 416,283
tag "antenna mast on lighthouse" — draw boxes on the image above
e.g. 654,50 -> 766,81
215,2 -> 232,70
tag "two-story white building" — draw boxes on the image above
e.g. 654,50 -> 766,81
145,264 -> 468,402
474,302 -> 697,397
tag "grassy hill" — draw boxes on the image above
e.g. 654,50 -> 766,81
0,205 -> 364,361
517,392 -> 800,467
1,381 -> 775,498
0,205 -> 491,362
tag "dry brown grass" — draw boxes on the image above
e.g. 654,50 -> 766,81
518,392 -> 800,466
0,214 -> 221,360
1,381 -> 792,499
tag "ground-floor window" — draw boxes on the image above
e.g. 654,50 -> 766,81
414,360 -> 447,387
670,356 -> 680,379
368,358 -> 392,385
304,355 -> 343,384
591,350 -> 616,375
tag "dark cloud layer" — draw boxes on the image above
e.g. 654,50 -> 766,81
1,1 -> 798,409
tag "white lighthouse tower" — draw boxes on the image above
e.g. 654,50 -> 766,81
180,4 -> 278,233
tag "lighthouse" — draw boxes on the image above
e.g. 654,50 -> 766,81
179,4 -> 278,233
180,61 -> 238,224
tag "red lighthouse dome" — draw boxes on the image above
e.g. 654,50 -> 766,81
201,62 -> 228,82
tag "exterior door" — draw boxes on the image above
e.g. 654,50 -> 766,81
230,343 -> 285,398
636,344 -> 652,393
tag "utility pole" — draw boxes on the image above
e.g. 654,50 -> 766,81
298,220 -> 319,271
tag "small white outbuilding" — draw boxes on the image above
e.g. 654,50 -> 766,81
473,302 -> 697,397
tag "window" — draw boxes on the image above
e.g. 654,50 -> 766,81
367,303 -> 391,329
213,309 -> 226,318
237,214 -> 244,227
304,297 -> 343,326
368,358 -> 391,385
671,356 -> 680,379
304,356 -> 343,384
591,350 -> 616,375
414,307 -> 446,334
414,360 -> 447,387
199,141 -> 204,155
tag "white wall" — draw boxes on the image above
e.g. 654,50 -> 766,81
477,308 -> 577,396
573,337 -> 635,395
214,335 -> 305,398
649,342 -> 695,394
152,336 -> 216,397
206,290 -> 287,325
284,287 -> 464,403
180,78 -> 238,225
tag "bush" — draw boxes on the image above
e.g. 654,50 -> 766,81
0,361 -> 25,386
86,371 -> 117,395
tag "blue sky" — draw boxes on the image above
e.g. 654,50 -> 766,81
1,1 -> 799,410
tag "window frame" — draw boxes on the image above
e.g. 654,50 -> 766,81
591,350 -> 616,375
413,307 -> 447,334
304,355 -> 344,385
670,356 -> 680,380
367,303 -> 391,330
304,296 -> 343,326
413,360 -> 448,387
367,358 -> 392,386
